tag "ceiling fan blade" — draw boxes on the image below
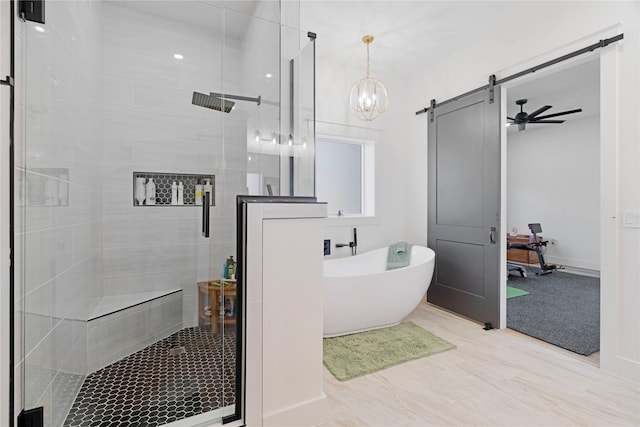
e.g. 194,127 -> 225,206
528,120 -> 565,124
507,117 -> 515,121
526,105 -> 552,119
531,108 -> 583,120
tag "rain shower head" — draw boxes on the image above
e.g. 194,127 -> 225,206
192,91 -> 235,113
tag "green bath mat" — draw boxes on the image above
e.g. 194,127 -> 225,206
507,286 -> 530,299
323,321 -> 456,381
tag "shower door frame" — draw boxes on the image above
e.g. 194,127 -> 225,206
1,0 -> 16,425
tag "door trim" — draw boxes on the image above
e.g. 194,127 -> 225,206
499,26 -> 636,380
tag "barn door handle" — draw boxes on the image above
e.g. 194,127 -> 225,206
489,227 -> 497,244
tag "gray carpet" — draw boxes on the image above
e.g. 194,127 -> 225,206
506,268 -> 600,356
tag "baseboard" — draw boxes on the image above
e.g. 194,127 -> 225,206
601,354 -> 640,384
545,255 -> 600,272
262,394 -> 327,427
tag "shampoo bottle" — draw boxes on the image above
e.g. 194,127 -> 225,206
177,182 -> 184,205
145,178 -> 156,205
195,181 -> 203,206
203,179 -> 212,205
135,177 -> 146,205
171,181 -> 178,205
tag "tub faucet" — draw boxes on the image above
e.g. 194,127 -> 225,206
353,228 -> 357,255
336,228 -> 358,256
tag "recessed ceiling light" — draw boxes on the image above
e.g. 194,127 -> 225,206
34,26 -> 45,33
265,73 -> 273,79
173,53 -> 183,60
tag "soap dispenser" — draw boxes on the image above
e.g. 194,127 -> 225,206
145,178 -> 156,205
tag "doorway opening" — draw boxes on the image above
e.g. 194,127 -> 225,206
504,57 -> 601,363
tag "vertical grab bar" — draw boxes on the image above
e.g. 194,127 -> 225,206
202,191 -> 210,238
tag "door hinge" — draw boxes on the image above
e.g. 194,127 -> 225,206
0,76 -> 14,87
429,99 -> 436,123
488,74 -> 496,104
18,407 -> 44,427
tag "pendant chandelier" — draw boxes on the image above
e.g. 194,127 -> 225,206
349,35 -> 388,121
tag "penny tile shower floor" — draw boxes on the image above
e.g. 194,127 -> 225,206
64,327 -> 236,426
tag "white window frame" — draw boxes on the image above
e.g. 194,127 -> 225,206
315,133 -> 375,218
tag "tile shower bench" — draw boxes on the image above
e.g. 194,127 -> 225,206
86,289 -> 183,373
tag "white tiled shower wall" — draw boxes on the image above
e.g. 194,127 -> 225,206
100,3 -> 248,328
14,1 -> 104,424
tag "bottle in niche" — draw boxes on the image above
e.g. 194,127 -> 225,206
171,181 -> 178,205
195,181 -> 203,206
203,179 -> 213,205
177,181 -> 184,205
145,178 -> 156,205
135,177 -> 146,205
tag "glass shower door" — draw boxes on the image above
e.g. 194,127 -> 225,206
15,1 -> 233,425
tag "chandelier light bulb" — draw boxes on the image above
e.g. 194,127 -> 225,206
349,35 -> 388,121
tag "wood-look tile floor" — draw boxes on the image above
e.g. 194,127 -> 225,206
318,302 -> 640,427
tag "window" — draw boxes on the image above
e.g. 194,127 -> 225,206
315,135 -> 374,217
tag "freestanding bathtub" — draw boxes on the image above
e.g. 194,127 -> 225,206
323,245 -> 436,337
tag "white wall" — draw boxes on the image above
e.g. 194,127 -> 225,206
14,1 -> 104,424
507,117 -> 600,270
403,3 -> 638,380
314,56 -> 412,258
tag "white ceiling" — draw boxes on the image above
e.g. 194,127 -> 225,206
107,0 -> 600,128
300,1 -> 601,129
300,1 -> 568,78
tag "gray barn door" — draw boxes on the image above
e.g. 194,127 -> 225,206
427,87 -> 501,327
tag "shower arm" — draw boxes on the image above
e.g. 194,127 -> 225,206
210,92 -> 261,106
210,93 -> 279,107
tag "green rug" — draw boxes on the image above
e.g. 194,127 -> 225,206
323,321 -> 456,381
507,286 -> 530,299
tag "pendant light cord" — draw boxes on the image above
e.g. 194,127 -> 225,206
366,43 -> 370,77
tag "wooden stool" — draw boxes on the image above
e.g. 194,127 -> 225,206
197,280 -> 237,334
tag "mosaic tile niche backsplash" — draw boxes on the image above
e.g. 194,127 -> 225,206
133,172 -> 215,206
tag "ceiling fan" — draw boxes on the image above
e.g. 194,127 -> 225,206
508,99 -> 582,132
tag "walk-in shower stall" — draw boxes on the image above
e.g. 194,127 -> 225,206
11,1 -> 315,425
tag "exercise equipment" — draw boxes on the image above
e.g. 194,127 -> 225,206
507,223 -> 560,276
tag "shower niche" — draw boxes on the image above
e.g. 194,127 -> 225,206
133,172 -> 215,206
